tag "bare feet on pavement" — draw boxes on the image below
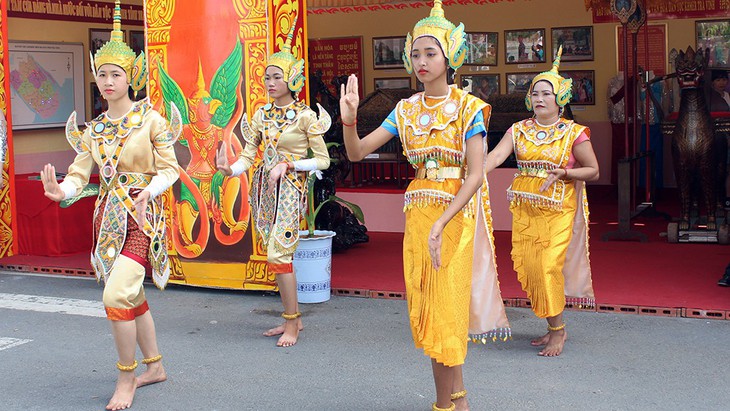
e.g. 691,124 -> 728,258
106,371 -> 137,410
136,362 -> 167,388
538,329 -> 567,357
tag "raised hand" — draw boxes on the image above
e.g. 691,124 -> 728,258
40,163 -> 64,202
216,140 -> 233,176
339,74 -> 360,126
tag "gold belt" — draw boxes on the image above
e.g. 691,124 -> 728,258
415,167 -> 465,181
100,172 -> 153,194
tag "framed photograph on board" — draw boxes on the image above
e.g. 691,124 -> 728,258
373,36 -> 406,69
8,41 -> 86,130
89,28 -> 114,57
562,70 -> 596,105
551,26 -> 594,61
129,30 -> 145,55
506,72 -> 538,94
465,32 -> 498,66
505,29 -> 545,64
374,77 -> 412,90
461,74 -> 500,100
696,19 -> 730,68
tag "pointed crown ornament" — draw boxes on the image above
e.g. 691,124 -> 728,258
402,0 -> 467,74
91,0 -> 147,97
525,45 -> 573,110
266,14 -> 306,93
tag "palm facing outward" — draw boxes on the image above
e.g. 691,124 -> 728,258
40,164 -> 64,202
339,74 -> 360,124
216,141 -> 233,177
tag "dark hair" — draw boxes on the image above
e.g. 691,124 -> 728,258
711,70 -> 729,82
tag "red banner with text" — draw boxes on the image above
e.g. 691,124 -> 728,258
618,24 -> 667,76
308,37 -> 363,98
593,0 -> 730,23
8,0 -> 144,25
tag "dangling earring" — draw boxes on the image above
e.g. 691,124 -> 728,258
558,106 -> 564,118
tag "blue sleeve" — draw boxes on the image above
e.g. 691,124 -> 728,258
380,109 -> 398,137
465,110 -> 487,140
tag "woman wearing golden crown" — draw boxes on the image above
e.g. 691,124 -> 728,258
486,47 -> 598,357
40,2 -> 180,409
217,17 -> 331,348
340,2 -> 510,410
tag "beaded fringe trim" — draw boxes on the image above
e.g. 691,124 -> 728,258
404,189 -> 476,216
469,327 -> 512,344
507,190 -> 564,211
407,146 -> 463,165
566,297 -> 595,309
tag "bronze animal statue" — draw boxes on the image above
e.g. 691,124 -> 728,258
671,46 -> 719,230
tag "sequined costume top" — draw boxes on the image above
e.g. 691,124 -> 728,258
236,100 -> 330,259
60,99 -> 180,288
507,118 -> 588,210
396,86 -> 486,213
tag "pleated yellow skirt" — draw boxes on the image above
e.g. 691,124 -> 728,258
403,205 -> 474,367
510,187 -> 578,318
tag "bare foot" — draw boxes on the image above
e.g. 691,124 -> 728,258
454,397 -> 470,411
276,318 -> 302,347
136,362 -> 167,388
530,332 -> 550,346
538,329 -> 567,357
263,320 -> 303,337
106,371 -> 137,410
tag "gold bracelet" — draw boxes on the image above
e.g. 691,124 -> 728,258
142,354 -> 163,364
432,402 -> 455,411
281,312 -> 302,320
451,390 -> 467,400
547,323 -> 566,332
116,360 -> 138,372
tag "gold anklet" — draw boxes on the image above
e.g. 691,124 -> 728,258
451,390 -> 467,400
142,354 -> 162,364
547,323 -> 566,332
281,312 -> 302,320
432,402 -> 455,411
116,360 -> 138,372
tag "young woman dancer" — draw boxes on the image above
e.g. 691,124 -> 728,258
217,20 -> 331,348
41,2 -> 179,409
340,2 -> 510,409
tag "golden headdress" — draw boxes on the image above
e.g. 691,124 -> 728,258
402,0 -> 467,73
91,0 -> 146,97
266,15 -> 305,93
525,46 -> 573,110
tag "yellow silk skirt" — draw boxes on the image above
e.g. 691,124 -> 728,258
510,186 -> 578,318
403,204 -> 474,367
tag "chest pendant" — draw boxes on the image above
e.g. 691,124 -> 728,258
264,144 -> 277,168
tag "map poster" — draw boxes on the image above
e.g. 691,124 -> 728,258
8,41 -> 86,130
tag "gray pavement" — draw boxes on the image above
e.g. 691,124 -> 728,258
0,271 -> 728,411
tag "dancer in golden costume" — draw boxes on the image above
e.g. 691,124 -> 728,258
340,2 -> 510,410
40,2 -> 180,409
217,19 -> 331,348
486,47 -> 598,357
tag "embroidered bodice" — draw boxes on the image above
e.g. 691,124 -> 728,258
508,118 -> 588,210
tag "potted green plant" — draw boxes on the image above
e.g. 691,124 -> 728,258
294,143 -> 365,303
